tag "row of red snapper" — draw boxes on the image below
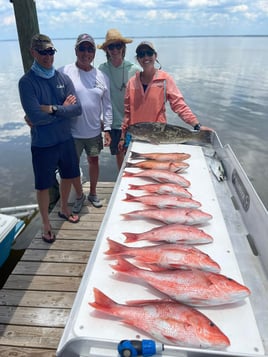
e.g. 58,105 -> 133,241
89,151 -> 251,350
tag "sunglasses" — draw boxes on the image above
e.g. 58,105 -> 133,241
36,48 -> 56,56
137,50 -> 155,58
78,45 -> 95,53
107,42 -> 123,51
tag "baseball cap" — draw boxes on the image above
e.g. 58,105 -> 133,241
31,34 -> 56,51
75,34 -> 95,48
136,41 -> 156,53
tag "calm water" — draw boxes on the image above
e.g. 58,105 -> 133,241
0,36 -> 267,209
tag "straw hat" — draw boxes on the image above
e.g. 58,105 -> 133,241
98,29 -> 133,50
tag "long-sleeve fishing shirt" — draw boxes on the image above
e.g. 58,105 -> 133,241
18,69 -> 82,147
99,60 -> 140,130
122,69 -> 198,132
59,64 -> 112,139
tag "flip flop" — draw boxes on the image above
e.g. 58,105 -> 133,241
42,230 -> 56,243
58,211 -> 80,223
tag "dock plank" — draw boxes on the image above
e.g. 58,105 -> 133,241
0,325 -> 62,349
12,261 -> 86,277
0,306 -> 69,327
0,182 -> 114,356
3,274 -> 82,291
21,249 -> 90,263
0,346 -> 56,357
0,290 -> 76,308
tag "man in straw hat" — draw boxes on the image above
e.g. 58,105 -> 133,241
98,29 -> 140,169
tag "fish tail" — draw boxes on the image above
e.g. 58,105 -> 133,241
105,238 -> 128,256
123,171 -> 133,178
123,232 -> 139,243
121,211 -> 138,220
197,130 -> 213,143
130,151 -> 142,160
89,288 -> 117,311
110,257 -> 136,274
123,193 -> 135,202
125,162 -> 134,168
128,184 -> 141,190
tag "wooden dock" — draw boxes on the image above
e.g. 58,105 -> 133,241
0,182 -> 115,357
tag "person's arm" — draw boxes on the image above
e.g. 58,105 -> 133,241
49,72 -> 82,118
19,72 -> 82,126
120,82 -> 131,139
19,76 -> 56,126
101,73 -> 112,146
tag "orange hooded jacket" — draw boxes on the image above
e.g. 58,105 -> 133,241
122,70 -> 198,132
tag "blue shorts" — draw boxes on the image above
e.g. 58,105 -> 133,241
31,138 -> 80,190
109,129 -> 121,155
110,130 -> 132,154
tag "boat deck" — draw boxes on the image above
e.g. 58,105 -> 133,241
0,181 -> 114,357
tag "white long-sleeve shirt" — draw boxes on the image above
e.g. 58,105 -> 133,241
59,63 -> 112,139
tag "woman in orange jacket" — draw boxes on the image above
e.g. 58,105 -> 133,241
119,41 -> 212,149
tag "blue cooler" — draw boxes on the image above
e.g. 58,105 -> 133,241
0,213 -> 20,267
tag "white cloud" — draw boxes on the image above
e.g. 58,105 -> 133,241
1,0 -> 268,39
230,5 -> 248,13
256,0 -> 268,14
3,15 -> 15,26
188,0 -> 219,7
122,0 -> 156,6
146,10 -> 158,20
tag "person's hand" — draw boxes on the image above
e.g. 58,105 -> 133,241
63,94 -> 77,106
201,125 -> 214,132
104,132 -> 111,147
118,138 -> 125,152
24,114 -> 33,128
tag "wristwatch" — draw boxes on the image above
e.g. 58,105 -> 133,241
51,105 -> 58,114
194,123 -> 201,131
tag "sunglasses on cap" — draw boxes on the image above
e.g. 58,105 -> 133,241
107,42 -> 123,51
137,49 -> 155,58
78,45 -> 95,53
36,48 -> 56,56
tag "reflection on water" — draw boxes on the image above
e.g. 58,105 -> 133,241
0,37 -> 267,209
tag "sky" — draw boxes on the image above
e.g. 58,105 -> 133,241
1,0 -> 268,41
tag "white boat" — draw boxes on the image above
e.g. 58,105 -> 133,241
0,204 -> 38,219
0,213 -> 25,267
56,130 -> 268,357
0,204 -> 38,267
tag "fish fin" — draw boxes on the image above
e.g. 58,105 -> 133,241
123,170 -> 134,178
105,238 -> 128,256
125,162 -> 134,168
89,288 -> 118,310
123,193 -> 136,202
196,130 -> 213,144
128,184 -> 142,190
191,268 -> 214,287
143,263 -> 167,272
126,298 -> 172,305
123,232 -> 139,243
130,151 -> 142,160
110,257 -> 136,273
